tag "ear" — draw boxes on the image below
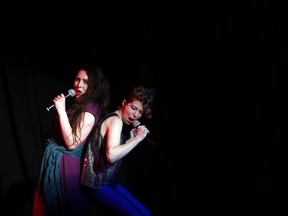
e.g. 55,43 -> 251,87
122,99 -> 127,107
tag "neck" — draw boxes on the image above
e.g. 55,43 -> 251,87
115,109 -> 122,120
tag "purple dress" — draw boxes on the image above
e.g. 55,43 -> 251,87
33,102 -> 99,216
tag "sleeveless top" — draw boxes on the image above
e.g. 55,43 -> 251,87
81,112 -> 126,189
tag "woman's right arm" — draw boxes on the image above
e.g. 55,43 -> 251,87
54,94 -> 95,150
105,117 -> 149,163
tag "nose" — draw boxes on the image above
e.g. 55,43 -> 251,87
133,110 -> 141,118
78,80 -> 84,88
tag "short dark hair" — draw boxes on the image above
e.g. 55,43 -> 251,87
125,86 -> 156,120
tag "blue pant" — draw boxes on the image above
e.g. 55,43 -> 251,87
83,182 -> 152,216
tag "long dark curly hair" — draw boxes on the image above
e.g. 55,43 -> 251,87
68,64 -> 110,143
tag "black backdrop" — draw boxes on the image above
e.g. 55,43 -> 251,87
2,2 -> 288,215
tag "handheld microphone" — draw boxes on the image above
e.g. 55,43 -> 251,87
46,89 -> 76,111
132,120 -> 155,145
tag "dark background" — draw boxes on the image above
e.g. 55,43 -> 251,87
2,2 -> 288,215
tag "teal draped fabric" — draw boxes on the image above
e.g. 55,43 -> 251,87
38,138 -> 83,215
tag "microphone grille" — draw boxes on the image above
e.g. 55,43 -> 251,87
132,120 -> 141,128
68,89 -> 76,97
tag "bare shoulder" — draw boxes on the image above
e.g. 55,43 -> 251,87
82,112 -> 96,125
102,114 -> 122,133
106,115 -> 122,126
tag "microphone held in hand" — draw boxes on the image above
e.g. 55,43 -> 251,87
46,89 -> 76,111
132,120 -> 155,145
